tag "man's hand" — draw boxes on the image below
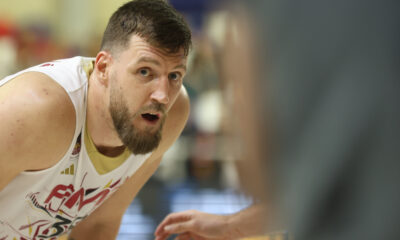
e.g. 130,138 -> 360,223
154,210 -> 236,240
155,204 -> 267,240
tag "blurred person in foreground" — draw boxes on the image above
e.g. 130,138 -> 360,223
0,0 -> 191,239
155,0 -> 400,240
156,4 -> 269,240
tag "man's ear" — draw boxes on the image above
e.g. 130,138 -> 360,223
94,51 -> 112,87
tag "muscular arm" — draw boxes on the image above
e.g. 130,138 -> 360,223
0,72 -> 75,191
68,86 -> 190,240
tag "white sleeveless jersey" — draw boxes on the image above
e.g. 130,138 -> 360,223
0,57 -> 151,240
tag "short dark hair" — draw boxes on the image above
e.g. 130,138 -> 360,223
100,0 -> 192,56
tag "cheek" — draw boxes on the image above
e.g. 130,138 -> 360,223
124,93 -> 147,117
167,89 -> 181,109
111,85 -> 137,117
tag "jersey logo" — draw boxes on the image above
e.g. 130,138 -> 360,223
17,174 -> 125,239
40,63 -> 54,67
60,164 -> 75,175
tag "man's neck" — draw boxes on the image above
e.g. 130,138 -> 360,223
86,74 -> 125,157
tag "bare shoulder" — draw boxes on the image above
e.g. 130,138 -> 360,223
0,72 -> 75,188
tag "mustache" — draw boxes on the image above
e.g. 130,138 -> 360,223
138,103 -> 166,115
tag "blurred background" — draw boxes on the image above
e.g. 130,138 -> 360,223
0,0 -> 254,239
3,1 -> 399,240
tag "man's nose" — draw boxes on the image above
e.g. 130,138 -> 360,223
150,76 -> 169,105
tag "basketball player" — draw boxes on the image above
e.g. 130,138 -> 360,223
0,0 -> 191,239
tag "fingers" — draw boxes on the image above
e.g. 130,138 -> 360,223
175,233 -> 191,240
155,210 -> 198,237
154,232 -> 169,240
175,233 -> 208,240
156,211 -> 191,234
163,220 -> 196,235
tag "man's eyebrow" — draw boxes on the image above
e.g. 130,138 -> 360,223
136,56 -> 186,71
136,57 -> 161,66
173,64 -> 187,72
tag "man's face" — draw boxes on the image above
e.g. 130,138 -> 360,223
107,35 -> 187,154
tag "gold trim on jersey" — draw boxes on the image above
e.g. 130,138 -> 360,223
81,58 -> 131,175
82,58 -> 94,78
84,122 -> 131,175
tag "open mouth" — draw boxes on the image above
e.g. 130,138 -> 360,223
141,113 -> 160,123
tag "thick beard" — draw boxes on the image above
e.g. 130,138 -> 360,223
109,87 -> 165,155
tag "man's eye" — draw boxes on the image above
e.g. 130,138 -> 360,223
139,68 -> 150,77
168,72 -> 181,81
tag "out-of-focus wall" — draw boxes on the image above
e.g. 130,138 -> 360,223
0,0 -> 128,49
0,0 -> 58,22
0,0 -> 132,75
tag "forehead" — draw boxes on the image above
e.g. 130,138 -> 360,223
118,35 -> 187,65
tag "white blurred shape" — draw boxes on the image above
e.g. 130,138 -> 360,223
0,37 -> 17,79
194,89 -> 223,133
